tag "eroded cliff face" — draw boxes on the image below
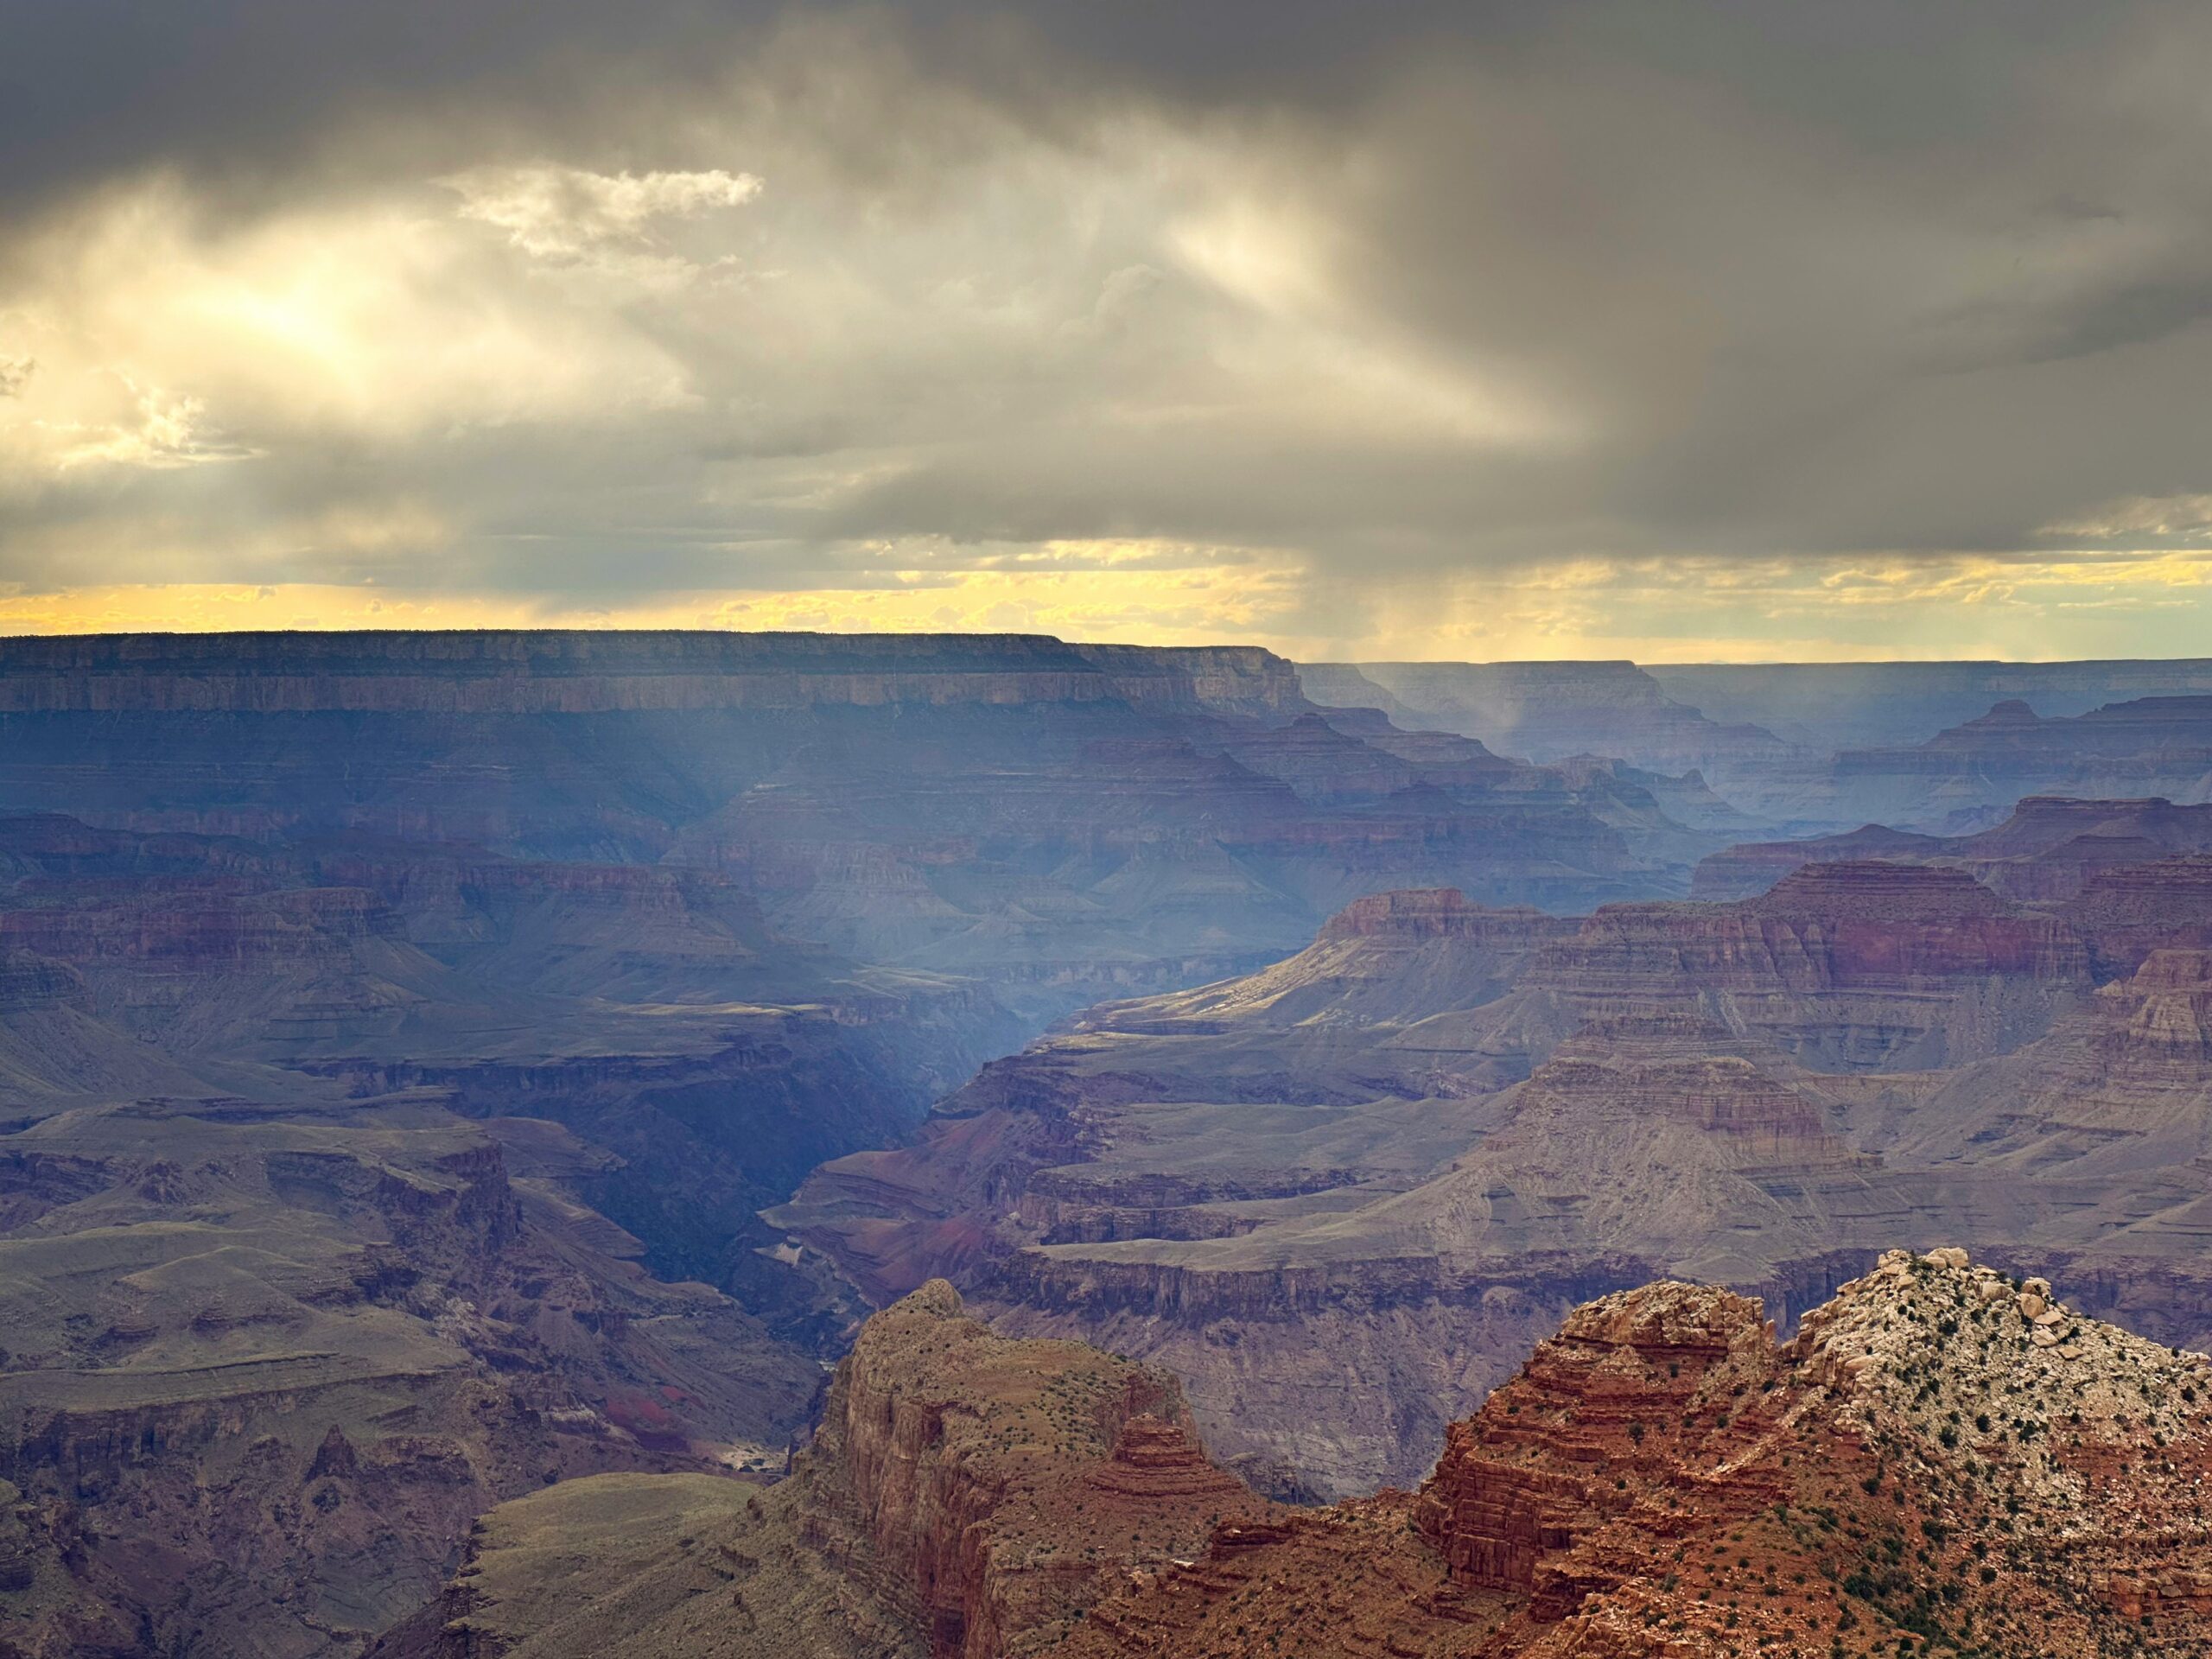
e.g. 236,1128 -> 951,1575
439,1259 -> 2212,1659
1692,794 -> 2212,903
0,949 -> 85,1014
1890,948 -> 2212,1182
1467,860 -> 2091,1074
801,1283 -> 1259,1659
0,632 -> 1306,718
1056,1252 -> 2212,1658
968,1014 -> 1897,1494
0,1084 -> 818,1657
780,863 -> 2212,1500
2061,854 -> 2212,978
1304,659 -> 1805,785
782,863 -> 2097,1308
372,1281 -> 1268,1659
1412,1281 -> 1786,1616
1818,694 -> 2212,828
771,888 -> 1578,1311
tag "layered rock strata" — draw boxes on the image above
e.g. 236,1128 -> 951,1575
0,1084 -> 816,1657
1818,695 -> 2212,829
2060,854 -> 2212,978
1651,655 -> 2212,751
781,866 -> 2212,1499
1301,660 -> 1803,783
0,632 -> 1305,718
392,1256 -> 2212,1658
369,1281 -> 1267,1659
1058,1252 -> 2212,1656
1694,793 -> 2212,902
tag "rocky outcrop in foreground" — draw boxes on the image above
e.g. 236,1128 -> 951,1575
385,1253 -> 2212,1657
1058,1249 -> 2212,1656
370,1281 -> 1267,1658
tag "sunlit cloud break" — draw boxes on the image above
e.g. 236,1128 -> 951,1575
3,3 -> 2212,659
439,164 -> 764,258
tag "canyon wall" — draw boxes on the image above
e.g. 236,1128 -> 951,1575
779,856 -> 2212,1499
371,1281 -> 1267,1659
381,1255 -> 2212,1659
0,631 -> 1306,717
1653,655 -> 2212,749
1302,658 -> 1802,782
1315,658 -> 2212,833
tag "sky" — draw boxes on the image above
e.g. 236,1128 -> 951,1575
3,1 -> 2211,662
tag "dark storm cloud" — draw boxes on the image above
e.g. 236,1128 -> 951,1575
0,1 -> 739,208
0,0 -> 1437,210
0,2 -> 2111,203
3,0 -> 2212,652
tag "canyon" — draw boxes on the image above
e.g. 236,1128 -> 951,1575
1300,660 -> 1808,790
1691,793 -> 2212,902
9,632 -> 2212,1655
782,854 -> 2212,1497
1652,657 -> 2212,751
1313,658 -> 2212,834
1321,655 -> 2212,775
378,1253 -> 2212,1658
367,1279 -> 1264,1659
0,631 -> 1720,1656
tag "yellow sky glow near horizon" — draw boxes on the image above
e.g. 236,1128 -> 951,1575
5,550 -> 2210,665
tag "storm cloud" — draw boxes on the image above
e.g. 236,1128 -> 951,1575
3,1 -> 2210,658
